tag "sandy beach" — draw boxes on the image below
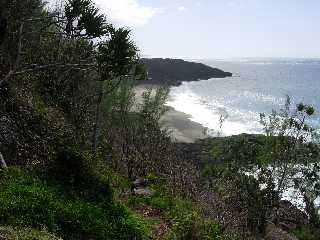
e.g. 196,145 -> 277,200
135,85 -> 207,143
160,107 -> 207,143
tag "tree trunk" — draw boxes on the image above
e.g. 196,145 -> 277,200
303,192 -> 320,228
0,151 -> 8,169
92,89 -> 103,153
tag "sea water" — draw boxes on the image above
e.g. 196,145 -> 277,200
167,58 -> 320,136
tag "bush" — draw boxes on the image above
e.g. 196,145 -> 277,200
166,204 -> 223,240
0,168 -> 148,239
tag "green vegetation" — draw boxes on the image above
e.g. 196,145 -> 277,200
0,0 -> 319,239
0,168 -> 149,239
199,98 -> 320,239
127,185 -> 223,240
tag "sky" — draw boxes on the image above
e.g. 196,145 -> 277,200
49,0 -> 320,59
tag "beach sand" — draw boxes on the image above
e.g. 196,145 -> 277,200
135,85 -> 207,143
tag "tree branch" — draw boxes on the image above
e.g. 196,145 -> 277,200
12,63 -> 96,75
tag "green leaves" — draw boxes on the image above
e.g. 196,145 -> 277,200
65,0 -> 107,38
97,26 -> 138,79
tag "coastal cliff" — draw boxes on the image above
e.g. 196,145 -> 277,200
139,58 -> 232,86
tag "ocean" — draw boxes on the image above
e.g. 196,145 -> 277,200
167,58 -> 320,136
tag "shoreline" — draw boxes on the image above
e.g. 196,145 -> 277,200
161,106 -> 207,143
134,84 -> 207,143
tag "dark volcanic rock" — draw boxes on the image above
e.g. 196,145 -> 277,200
139,58 -> 232,86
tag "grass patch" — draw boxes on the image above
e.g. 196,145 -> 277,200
0,167 -> 150,240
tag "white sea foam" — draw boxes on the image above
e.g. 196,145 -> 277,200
166,89 -> 262,136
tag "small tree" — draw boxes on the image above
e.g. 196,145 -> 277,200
259,96 -> 319,224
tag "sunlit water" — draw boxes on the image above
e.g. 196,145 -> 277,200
167,58 -> 320,136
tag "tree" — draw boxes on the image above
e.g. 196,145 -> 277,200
0,0 -> 144,167
0,0 -> 145,163
101,81 -> 170,181
92,26 -> 141,153
64,0 -> 107,38
0,0 -> 107,87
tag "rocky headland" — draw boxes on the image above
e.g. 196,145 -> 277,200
138,58 -> 232,86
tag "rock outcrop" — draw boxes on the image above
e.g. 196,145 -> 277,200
133,177 -> 155,197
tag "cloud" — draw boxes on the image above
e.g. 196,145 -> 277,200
46,0 -> 160,26
177,6 -> 186,11
95,0 -> 160,26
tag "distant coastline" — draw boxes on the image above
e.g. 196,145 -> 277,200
138,58 -> 232,86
